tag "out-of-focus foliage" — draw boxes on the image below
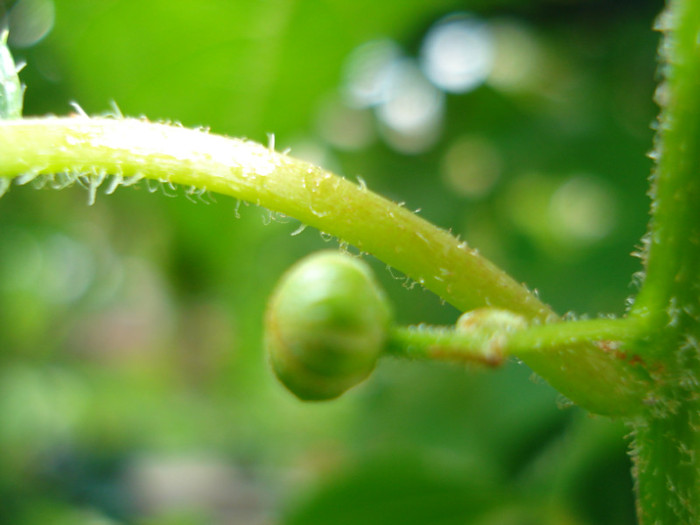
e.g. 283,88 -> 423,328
0,0 -> 662,523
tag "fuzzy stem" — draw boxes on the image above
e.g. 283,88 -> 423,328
0,117 -> 649,416
631,1 -> 700,335
631,393 -> 700,525
627,0 -> 700,522
387,325 -> 508,366
387,317 -> 647,366
0,118 -> 553,316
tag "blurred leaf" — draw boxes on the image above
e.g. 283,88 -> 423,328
42,0 -> 458,138
283,453 -> 500,525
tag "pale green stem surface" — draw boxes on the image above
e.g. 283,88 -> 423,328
0,119 -> 546,317
627,0 -> 700,522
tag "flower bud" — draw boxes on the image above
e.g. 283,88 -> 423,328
265,251 -> 392,401
456,308 -> 527,365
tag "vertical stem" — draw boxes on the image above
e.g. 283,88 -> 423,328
629,1 -> 700,523
631,0 -> 700,332
631,392 -> 700,524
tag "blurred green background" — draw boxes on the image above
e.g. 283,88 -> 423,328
0,0 -> 663,523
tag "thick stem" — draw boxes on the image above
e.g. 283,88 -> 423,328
631,391 -> 700,525
0,118 -> 543,316
0,117 -> 650,416
631,0 -> 700,334
628,0 -> 700,522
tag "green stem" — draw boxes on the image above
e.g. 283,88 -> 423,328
387,325 -> 506,366
0,117 -> 649,416
627,0 -> 700,522
631,0 -> 700,334
631,394 -> 699,525
506,317 -> 647,355
0,118 -> 542,315
387,317 -> 647,366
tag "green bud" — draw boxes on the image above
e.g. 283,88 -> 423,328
456,308 -> 527,335
456,308 -> 527,365
265,251 -> 392,401
0,31 -> 24,119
